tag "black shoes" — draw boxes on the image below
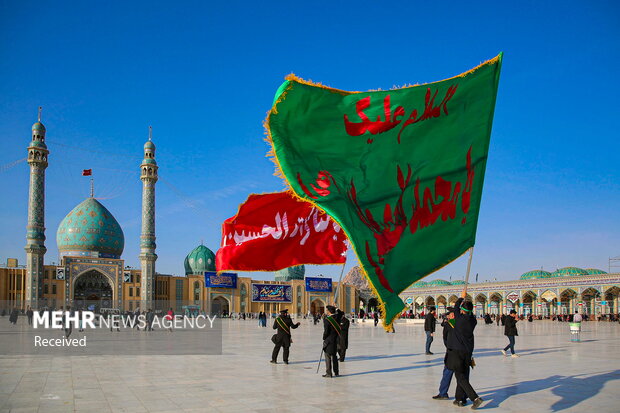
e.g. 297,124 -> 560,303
471,397 -> 484,409
453,400 -> 466,407
432,395 -> 449,400
425,352 -> 434,355
322,374 -> 332,378
283,361 -> 289,364
269,360 -> 277,364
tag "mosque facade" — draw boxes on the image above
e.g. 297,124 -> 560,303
0,115 -> 359,316
399,268 -> 620,317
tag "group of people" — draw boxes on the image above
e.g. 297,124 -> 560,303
269,305 -> 350,378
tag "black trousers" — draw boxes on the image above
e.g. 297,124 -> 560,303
325,352 -> 339,376
338,346 -> 347,361
454,368 -> 478,402
272,343 -> 289,362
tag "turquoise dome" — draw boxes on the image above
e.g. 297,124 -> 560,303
585,268 -> 607,275
520,270 -> 552,280
275,265 -> 305,281
142,158 -> 157,164
428,279 -> 452,286
32,121 -> 46,132
551,267 -> 588,277
451,280 -> 466,285
184,245 -> 216,275
144,140 -> 156,149
411,280 -> 428,288
57,198 -> 124,259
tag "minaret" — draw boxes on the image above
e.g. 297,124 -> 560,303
25,107 -> 49,309
139,126 -> 158,308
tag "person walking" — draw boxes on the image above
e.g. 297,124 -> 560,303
446,294 -> 484,409
26,306 -> 33,326
63,306 -> 73,339
496,313 -> 501,326
166,308 -> 174,332
501,310 -> 519,357
322,305 -> 341,377
425,307 -> 437,355
337,309 -> 350,362
270,309 -> 300,364
433,307 -> 455,401
373,311 -> 379,327
9,307 -> 19,325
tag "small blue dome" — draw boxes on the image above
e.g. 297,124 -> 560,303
144,140 -> 156,150
411,280 -> 428,288
184,245 -> 216,275
428,279 -> 452,286
32,122 -> 46,132
551,267 -> 588,277
520,270 -> 552,280
451,280 -> 466,285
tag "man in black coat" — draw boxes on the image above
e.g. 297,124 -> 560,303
424,306 -> 437,355
446,296 -> 484,409
337,309 -> 350,362
270,309 -> 300,364
322,305 -> 341,377
501,309 -> 519,357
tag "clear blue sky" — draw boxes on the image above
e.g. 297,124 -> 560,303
1,1 -> 619,282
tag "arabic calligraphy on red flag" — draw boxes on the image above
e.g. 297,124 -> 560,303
216,192 -> 348,272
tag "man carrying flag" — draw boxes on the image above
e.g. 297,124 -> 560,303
322,305 -> 341,377
270,309 -> 300,365
446,292 -> 483,409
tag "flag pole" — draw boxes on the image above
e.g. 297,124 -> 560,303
463,246 -> 475,296
90,178 -> 94,198
332,259 -> 347,308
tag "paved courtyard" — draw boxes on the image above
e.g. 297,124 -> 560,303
0,317 -> 619,412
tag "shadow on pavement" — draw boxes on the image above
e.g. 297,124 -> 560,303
478,370 -> 620,411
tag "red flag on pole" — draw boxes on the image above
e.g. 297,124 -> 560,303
216,192 -> 348,272
82,169 -> 92,176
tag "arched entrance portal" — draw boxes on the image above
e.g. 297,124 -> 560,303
73,270 -> 113,311
311,299 -> 325,316
211,296 -> 230,317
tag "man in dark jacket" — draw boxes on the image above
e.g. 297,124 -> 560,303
270,309 -> 300,364
446,296 -> 483,409
322,305 -> 341,377
424,307 -> 437,355
501,309 -> 519,357
337,309 -> 350,362
432,307 -> 455,400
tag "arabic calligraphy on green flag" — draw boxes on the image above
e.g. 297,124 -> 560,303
266,54 -> 502,328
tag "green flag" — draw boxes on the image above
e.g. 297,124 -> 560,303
266,54 -> 502,328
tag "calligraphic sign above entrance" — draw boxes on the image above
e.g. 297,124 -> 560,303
204,272 -> 237,289
506,291 -> 520,303
305,277 -> 332,292
251,283 -> 292,302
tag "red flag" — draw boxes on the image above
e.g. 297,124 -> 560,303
82,169 -> 92,176
216,192 -> 348,271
